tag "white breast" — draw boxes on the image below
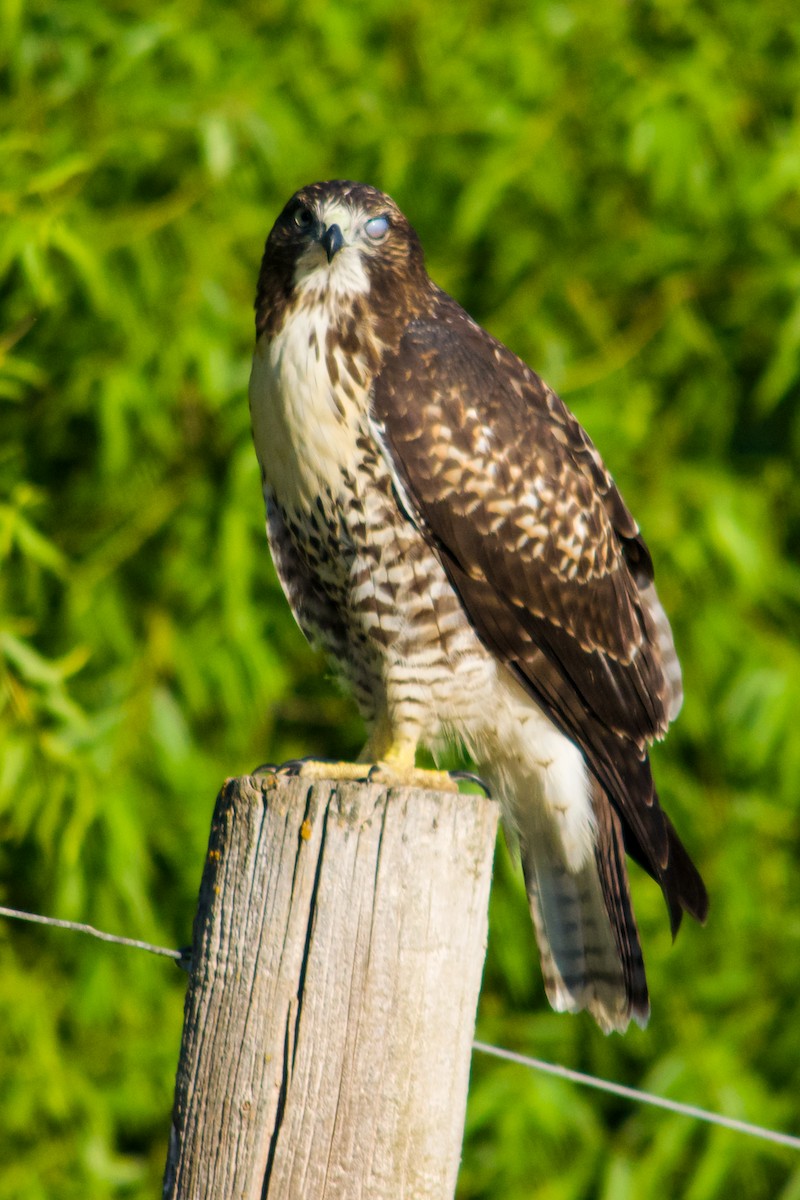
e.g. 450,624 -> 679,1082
249,304 -> 367,512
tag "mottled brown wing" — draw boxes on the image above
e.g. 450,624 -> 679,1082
372,294 -> 706,925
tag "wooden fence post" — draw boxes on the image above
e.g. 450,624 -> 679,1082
162,772 -> 498,1200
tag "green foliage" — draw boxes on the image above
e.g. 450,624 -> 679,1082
2,0 -> 799,1195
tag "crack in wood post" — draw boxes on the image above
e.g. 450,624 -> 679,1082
163,775 -> 498,1200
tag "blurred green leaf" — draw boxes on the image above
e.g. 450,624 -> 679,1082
2,0 -> 800,1196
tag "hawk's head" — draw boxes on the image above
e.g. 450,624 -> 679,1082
255,181 -> 430,337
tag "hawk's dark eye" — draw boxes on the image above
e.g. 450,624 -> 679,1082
365,215 -> 390,241
293,206 -> 314,230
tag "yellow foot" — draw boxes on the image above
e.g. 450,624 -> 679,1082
256,757 -> 463,793
251,757 -> 365,782
367,762 -> 460,793
253,759 -> 490,796
285,758 -> 372,783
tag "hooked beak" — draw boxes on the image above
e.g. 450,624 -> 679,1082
320,223 -> 345,263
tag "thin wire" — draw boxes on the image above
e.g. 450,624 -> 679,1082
473,1041 -> 800,1151
0,904 -> 184,961
2,903 -> 797,1151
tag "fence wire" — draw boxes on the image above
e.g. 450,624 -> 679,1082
2,903 -> 798,1152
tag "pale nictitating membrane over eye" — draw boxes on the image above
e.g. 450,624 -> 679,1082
365,215 -> 389,239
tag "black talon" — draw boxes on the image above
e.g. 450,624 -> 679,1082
251,762 -> 278,775
275,758 -> 306,777
271,756 -> 348,778
449,770 -> 492,798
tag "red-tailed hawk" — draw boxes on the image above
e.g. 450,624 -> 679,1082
249,180 -> 708,1032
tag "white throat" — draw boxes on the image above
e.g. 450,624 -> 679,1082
293,244 -> 371,300
249,298 -> 370,513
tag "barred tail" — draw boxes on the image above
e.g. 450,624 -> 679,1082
489,766 -> 649,1033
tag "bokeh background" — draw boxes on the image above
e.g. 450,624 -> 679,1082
2,0 -> 800,1196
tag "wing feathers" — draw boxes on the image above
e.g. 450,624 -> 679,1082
372,294 -> 707,930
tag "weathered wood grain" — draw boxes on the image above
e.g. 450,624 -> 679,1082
163,774 -> 497,1200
